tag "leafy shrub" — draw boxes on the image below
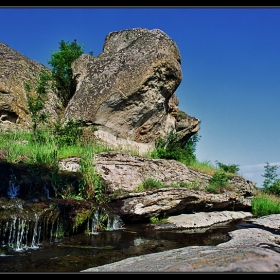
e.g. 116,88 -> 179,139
52,119 -> 83,147
206,170 -> 233,193
151,130 -> 200,166
149,216 -> 168,224
140,178 -> 163,191
25,69 -> 52,135
215,160 -> 239,174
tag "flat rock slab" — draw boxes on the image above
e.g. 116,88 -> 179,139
81,244 -> 280,272
81,214 -> 280,273
167,211 -> 253,229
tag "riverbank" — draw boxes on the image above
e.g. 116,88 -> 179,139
81,213 -> 280,273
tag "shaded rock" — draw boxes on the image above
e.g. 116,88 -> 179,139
108,189 -> 253,223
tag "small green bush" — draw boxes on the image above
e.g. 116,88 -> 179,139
52,119 -> 83,147
141,178 -> 163,190
151,130 -> 200,166
206,170 -> 233,193
215,160 -> 239,174
149,216 -> 168,224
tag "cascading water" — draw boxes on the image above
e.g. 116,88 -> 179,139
90,209 -> 100,234
1,167 -> 125,253
0,202 -> 125,253
106,215 -> 125,231
7,169 -> 20,198
2,217 -> 37,251
42,177 -> 50,199
88,208 -> 125,234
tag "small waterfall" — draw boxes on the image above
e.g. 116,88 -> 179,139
106,215 -> 124,231
31,214 -> 40,249
112,215 -> 124,230
0,210 -> 44,252
42,177 -> 50,199
90,209 -> 99,235
89,208 -> 124,234
7,169 -> 20,198
3,217 -> 34,251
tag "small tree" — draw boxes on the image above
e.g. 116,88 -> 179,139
47,39 -> 84,107
24,68 -> 51,135
262,162 -> 280,195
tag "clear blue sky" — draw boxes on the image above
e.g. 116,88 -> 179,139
1,6 -> 280,188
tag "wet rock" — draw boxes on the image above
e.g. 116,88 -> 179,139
81,214 -> 280,273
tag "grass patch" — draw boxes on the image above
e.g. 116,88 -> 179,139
252,191 -> 280,216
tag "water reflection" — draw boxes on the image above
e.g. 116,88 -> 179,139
0,221 -> 245,273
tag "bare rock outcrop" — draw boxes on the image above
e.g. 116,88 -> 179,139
94,151 -> 256,195
82,214 -> 280,272
1,28 -> 199,155
0,42 -> 61,128
59,151 -> 257,223
63,28 -> 199,154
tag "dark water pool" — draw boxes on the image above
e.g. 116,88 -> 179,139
0,221 -> 248,273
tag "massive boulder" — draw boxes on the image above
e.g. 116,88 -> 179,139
1,28 -> 199,154
63,28 -> 199,154
0,42 -> 61,129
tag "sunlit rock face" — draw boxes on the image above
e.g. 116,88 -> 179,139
63,28 -> 199,154
0,42 -> 61,128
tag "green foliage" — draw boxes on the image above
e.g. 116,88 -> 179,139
138,178 -> 200,192
205,170 -> 233,194
215,160 -> 240,174
151,130 -> 200,166
149,215 -> 168,224
73,209 -> 93,232
180,179 -> 202,190
52,119 -> 83,147
252,192 -> 280,216
79,152 -> 109,203
25,69 -> 52,135
35,68 -> 53,94
177,110 -> 187,119
140,178 -> 163,191
262,162 -> 280,196
49,161 -> 64,198
47,39 -> 84,107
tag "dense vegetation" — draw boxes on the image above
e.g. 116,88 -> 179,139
1,39 -> 280,217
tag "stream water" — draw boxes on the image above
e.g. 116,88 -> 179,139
0,220 -> 247,273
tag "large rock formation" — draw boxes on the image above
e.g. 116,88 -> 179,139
0,28 -> 199,155
0,28 -> 257,227
0,42 -> 61,128
59,152 -> 257,223
63,28 -> 199,154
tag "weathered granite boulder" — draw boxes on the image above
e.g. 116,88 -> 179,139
63,28 -> 199,154
58,151 -> 257,223
1,28 -> 199,155
0,42 -> 61,128
93,152 -> 255,195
